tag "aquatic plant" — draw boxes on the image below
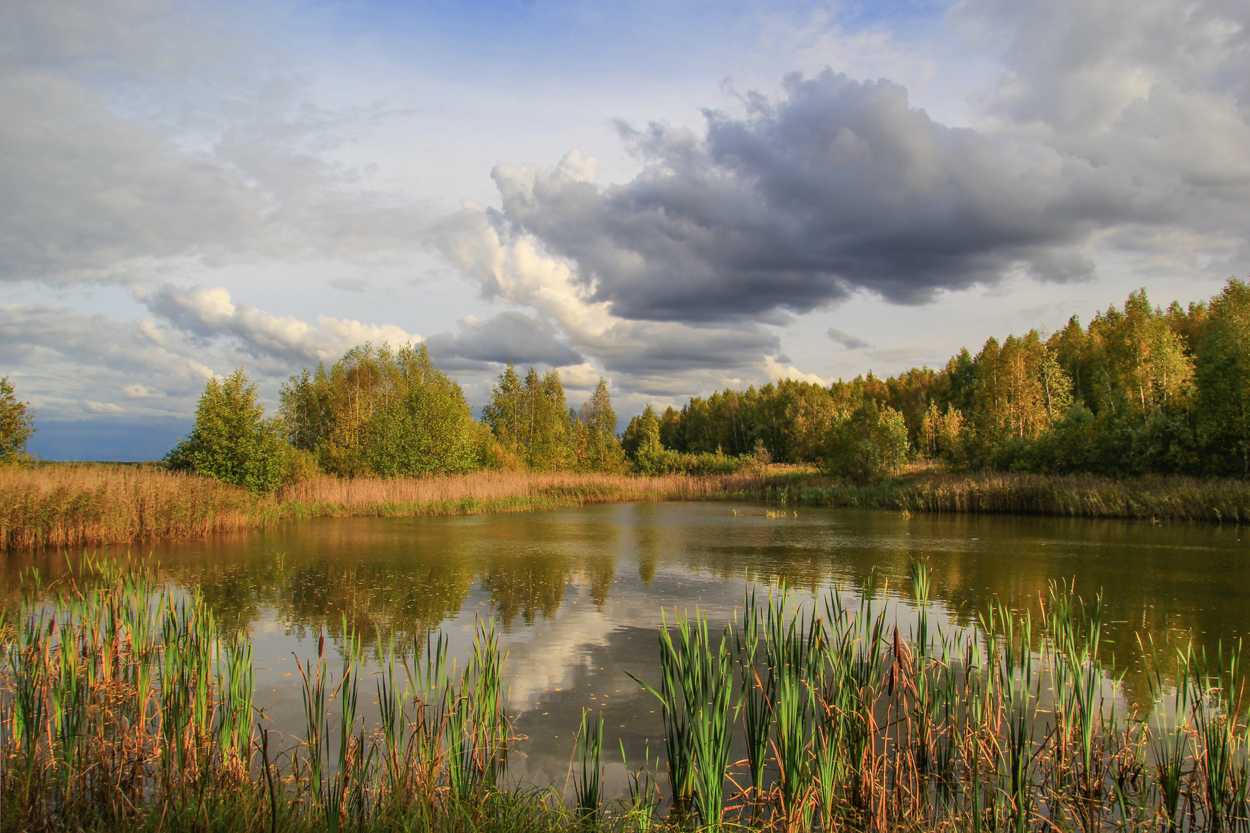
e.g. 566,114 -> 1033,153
6,557 -> 1250,833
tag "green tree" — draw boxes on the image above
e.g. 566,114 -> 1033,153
483,361 -> 527,461
279,364 -> 333,452
628,404 -> 681,474
362,345 -> 479,476
282,343 -> 479,477
168,369 -> 287,492
0,377 -> 35,462
518,369 -> 572,471
573,378 -> 626,472
658,405 -> 683,451
821,401 -> 909,483
1197,278 -> 1250,476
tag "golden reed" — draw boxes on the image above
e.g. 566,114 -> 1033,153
0,465 -> 769,553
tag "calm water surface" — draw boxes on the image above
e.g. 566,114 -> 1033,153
4,502 -> 1247,791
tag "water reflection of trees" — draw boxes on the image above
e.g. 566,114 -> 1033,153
675,512 -> 1249,707
2,508 -> 1244,703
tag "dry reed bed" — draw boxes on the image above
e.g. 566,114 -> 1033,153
0,466 -> 769,553
276,470 -> 768,515
4,463 -> 1245,554
794,472 -> 1250,522
0,465 -> 266,552
900,473 -> 1250,521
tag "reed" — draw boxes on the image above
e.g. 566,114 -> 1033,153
7,462 -> 1246,556
0,464 -> 266,552
0,465 -> 771,553
8,558 -> 1250,832
790,469 -> 1250,523
575,709 -> 605,825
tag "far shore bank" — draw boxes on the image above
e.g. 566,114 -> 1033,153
1,463 -> 1246,553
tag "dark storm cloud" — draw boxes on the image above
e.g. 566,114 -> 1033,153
489,68 -> 1232,324
593,323 -> 780,376
424,311 -> 583,368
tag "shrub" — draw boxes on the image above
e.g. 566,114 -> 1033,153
280,445 -> 322,485
821,401 -> 909,483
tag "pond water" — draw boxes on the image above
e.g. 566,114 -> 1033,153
3,501 -> 1247,794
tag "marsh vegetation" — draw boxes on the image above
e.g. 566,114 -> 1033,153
5,557 -> 1250,832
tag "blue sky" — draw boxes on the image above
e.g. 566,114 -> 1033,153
2,0 -> 1247,459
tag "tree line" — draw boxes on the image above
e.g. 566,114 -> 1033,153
18,275 -> 1237,490
167,345 -> 630,491
624,278 -> 1250,480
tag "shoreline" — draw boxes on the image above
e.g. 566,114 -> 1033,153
1,464 -> 1245,553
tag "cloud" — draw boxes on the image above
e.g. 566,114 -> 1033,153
763,356 -> 827,386
955,0 -> 1250,256
484,54 -> 1249,324
330,277 -> 370,293
0,1 -> 429,288
0,294 -> 425,430
0,303 -> 220,424
424,311 -> 583,368
0,303 -> 216,384
827,328 -> 872,350
432,208 -> 785,391
958,0 -> 1250,137
135,283 -> 421,364
123,383 -> 164,399
554,362 -> 605,391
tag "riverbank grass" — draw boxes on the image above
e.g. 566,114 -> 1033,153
2,463 -> 1247,553
5,558 -> 1250,831
771,467 -> 1250,523
0,466 -> 770,552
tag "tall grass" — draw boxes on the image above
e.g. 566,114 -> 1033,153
0,464 -> 266,552
7,557 -> 1250,832
0,465 -> 770,553
5,463 -> 1245,554
0,558 -> 528,833
277,470 -> 768,519
628,575 -> 1250,832
785,470 -> 1250,522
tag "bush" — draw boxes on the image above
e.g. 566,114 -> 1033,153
474,421 -> 524,471
280,445 -> 322,486
167,369 -> 287,493
821,402 -> 909,483
998,405 -> 1198,477
633,447 -> 743,476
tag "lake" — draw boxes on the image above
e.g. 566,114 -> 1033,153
3,501 -> 1246,794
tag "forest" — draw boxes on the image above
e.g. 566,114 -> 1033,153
626,278 -> 1250,481
6,277 -> 1237,491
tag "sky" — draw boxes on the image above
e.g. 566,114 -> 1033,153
2,0 -> 1248,460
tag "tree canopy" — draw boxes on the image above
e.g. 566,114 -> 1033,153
167,369 -> 287,492
623,278 -> 1250,480
483,363 -> 626,472
0,377 -> 35,463
280,343 -> 479,477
